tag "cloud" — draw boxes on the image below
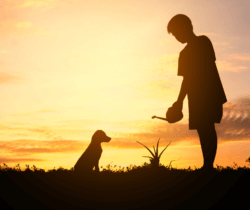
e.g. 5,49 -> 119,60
213,41 -> 235,52
109,97 -> 250,148
0,19 -> 38,37
108,124 -> 196,149
217,53 -> 250,72
216,98 -> 250,141
198,33 -> 219,37
0,125 -> 67,141
102,120 -> 197,149
0,17 -> 51,37
0,157 -> 44,164
26,128 -> 66,141
0,140 -> 86,154
233,95 -> 250,107
216,60 -> 248,72
229,54 -> 250,61
0,0 -> 55,37
214,42 -> 231,46
20,0 -> 55,8
0,120 -> 92,141
5,0 -> 56,9
1,97 -> 250,154
0,73 -> 19,83
12,110 -> 56,117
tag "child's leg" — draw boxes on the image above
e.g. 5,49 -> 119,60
197,123 -> 217,169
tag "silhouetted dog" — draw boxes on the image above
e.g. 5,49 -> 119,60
74,130 -> 111,174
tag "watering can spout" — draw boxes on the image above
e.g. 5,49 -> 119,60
151,106 -> 183,123
152,115 -> 168,121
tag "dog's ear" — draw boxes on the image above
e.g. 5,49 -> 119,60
92,130 -> 103,140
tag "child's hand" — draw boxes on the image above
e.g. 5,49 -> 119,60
172,101 -> 183,111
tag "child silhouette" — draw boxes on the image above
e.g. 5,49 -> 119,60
167,14 -> 227,172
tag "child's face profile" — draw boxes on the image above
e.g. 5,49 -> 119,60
172,29 -> 188,44
172,29 -> 191,44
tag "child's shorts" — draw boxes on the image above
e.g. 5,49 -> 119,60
188,103 -> 223,130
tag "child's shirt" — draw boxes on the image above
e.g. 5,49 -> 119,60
178,35 -> 227,109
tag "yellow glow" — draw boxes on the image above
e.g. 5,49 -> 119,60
20,0 -> 54,8
16,21 -> 32,28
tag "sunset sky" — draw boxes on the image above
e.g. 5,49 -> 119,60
0,0 -> 250,171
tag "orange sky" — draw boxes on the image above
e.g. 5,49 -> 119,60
0,0 -> 250,171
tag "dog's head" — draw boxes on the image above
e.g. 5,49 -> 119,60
91,130 -> 111,143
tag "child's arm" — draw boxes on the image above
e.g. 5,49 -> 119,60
173,77 -> 188,110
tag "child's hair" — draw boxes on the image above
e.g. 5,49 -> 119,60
167,14 -> 193,34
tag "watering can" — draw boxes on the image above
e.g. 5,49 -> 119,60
152,105 -> 183,123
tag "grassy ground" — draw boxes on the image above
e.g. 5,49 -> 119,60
0,163 -> 249,209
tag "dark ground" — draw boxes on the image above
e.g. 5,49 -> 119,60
0,166 -> 249,209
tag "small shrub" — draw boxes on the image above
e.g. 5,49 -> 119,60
136,138 -> 171,168
15,164 -> 21,172
25,165 -> 32,172
57,166 -> 65,171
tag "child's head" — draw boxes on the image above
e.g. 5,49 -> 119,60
167,14 -> 193,43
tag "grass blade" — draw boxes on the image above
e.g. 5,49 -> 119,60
156,138 -> 160,157
153,146 -> 156,155
136,141 -> 155,157
159,141 -> 171,159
